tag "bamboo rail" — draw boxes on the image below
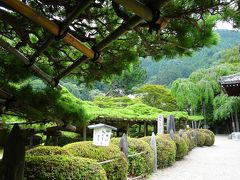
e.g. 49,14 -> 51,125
29,0 -> 93,65
113,0 -> 153,21
2,0 -> 95,59
0,37 -> 56,86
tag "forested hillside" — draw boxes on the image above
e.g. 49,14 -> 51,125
141,30 -> 240,86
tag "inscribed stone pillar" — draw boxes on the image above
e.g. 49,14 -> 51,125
157,114 -> 164,135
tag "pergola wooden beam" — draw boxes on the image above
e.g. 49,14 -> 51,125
29,0 -> 93,65
55,0 -> 171,80
113,0 -> 153,21
0,37 -> 57,87
2,0 -> 95,59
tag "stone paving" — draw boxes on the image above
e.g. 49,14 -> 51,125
149,135 -> 240,180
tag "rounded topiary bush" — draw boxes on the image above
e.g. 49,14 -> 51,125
63,141 -> 127,180
172,134 -> 188,160
141,134 -> 176,169
26,146 -> 71,156
196,130 -> 206,147
112,137 -> 153,177
200,129 -> 215,146
25,155 -> 107,180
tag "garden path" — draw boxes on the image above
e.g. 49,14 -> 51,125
148,135 -> 240,180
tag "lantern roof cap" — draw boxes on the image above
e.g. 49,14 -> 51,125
88,123 -> 117,131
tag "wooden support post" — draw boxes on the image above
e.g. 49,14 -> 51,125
2,0 -> 95,59
83,125 -> 87,141
144,121 -> 147,136
0,38 -> 58,87
126,122 -> 129,135
138,124 -> 141,135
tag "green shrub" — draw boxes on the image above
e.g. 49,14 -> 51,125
112,137 -> 153,177
26,146 -> 70,156
172,134 -> 188,160
198,129 -> 215,146
196,130 -> 206,147
185,132 -> 196,150
25,155 -> 107,180
58,131 -> 80,146
63,141 -> 128,180
181,132 -> 190,151
141,134 -> 176,168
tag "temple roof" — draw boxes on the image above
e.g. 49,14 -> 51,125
219,73 -> 240,96
219,73 -> 240,84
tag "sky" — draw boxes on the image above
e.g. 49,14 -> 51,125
215,21 -> 235,30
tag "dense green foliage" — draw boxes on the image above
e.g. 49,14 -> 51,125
171,45 -> 240,130
141,30 -> 240,86
136,85 -> 178,111
25,155 -> 107,180
84,96 -> 188,121
112,137 -> 154,177
1,0 -> 239,123
141,135 -> 176,168
26,146 -> 70,156
63,141 -> 128,180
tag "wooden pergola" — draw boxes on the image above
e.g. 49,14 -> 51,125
219,73 -> 240,96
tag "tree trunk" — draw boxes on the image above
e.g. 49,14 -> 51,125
235,108 -> 239,132
231,112 -> 236,132
202,102 -> 207,128
0,124 -> 25,180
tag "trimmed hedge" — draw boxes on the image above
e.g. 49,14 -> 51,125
141,135 -> 176,169
181,132 -> 190,151
195,130 -> 206,147
112,137 -> 154,177
25,155 -> 107,180
172,134 -> 188,160
198,129 -> 215,146
26,146 -> 71,156
63,141 -> 128,180
58,131 -> 80,146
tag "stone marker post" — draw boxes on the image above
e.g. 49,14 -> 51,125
167,115 -> 175,133
120,133 -> 128,158
151,132 -> 157,172
169,129 -> 175,140
157,114 -> 164,135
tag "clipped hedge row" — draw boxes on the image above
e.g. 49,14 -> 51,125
25,155 -> 107,180
63,141 -> 128,180
112,137 -> 154,177
172,134 -> 188,160
26,146 -> 71,156
141,134 -> 176,169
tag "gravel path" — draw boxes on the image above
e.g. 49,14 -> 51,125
148,135 -> 240,180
